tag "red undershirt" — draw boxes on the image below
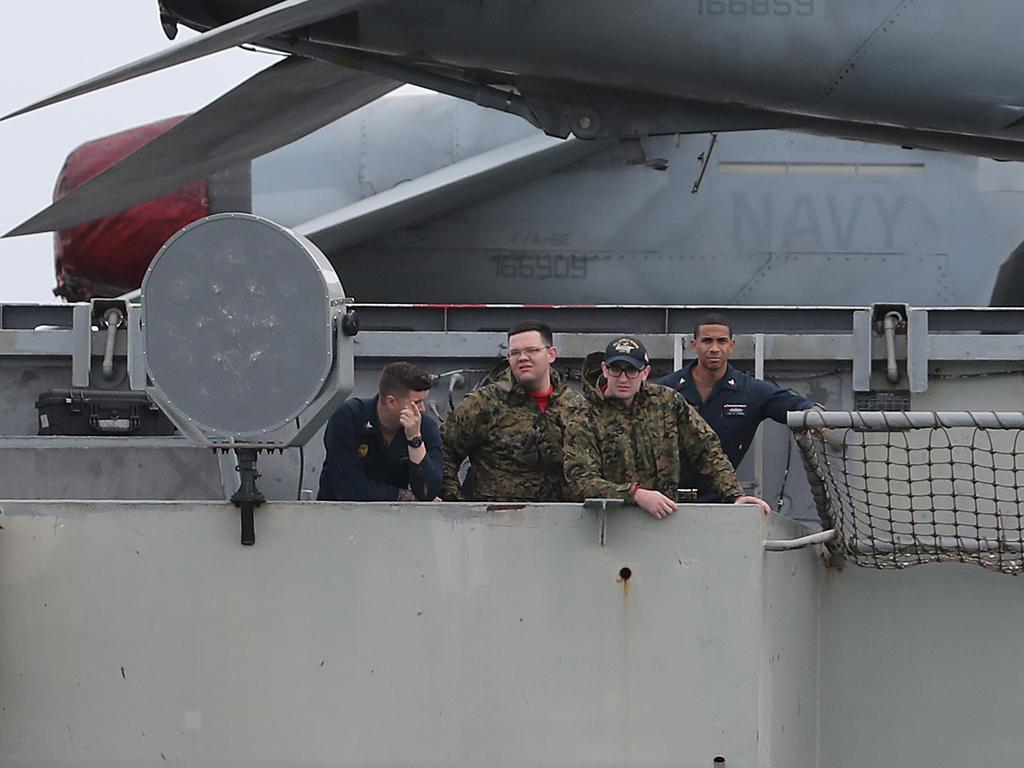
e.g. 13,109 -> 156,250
530,386 -> 555,412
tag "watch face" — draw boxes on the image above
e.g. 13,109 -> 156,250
407,436 -> 424,448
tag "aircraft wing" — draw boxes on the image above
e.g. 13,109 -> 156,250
2,0 -> 386,121
6,58 -> 398,237
297,134 -> 607,254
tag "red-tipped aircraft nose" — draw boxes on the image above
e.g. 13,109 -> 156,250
53,116 -> 209,301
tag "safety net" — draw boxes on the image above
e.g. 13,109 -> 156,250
790,411 -> 1024,575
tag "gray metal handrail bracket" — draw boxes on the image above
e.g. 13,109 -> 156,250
583,498 -> 626,546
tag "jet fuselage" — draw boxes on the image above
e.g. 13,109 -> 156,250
164,0 -> 1024,143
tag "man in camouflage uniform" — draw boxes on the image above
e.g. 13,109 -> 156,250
564,335 -> 771,518
442,321 -> 585,501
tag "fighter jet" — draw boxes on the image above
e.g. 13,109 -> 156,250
46,91 -> 1024,307
7,0 -> 1024,240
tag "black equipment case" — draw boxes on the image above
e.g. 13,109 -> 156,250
35,389 -> 177,436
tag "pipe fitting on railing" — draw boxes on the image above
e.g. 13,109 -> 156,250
764,529 -> 837,551
883,310 -> 903,384
101,307 -> 124,381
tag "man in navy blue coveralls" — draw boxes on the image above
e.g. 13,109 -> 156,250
657,313 -> 817,502
318,362 -> 443,501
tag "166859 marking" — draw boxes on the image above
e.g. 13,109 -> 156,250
698,0 -> 815,15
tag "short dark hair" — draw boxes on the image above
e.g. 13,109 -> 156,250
693,312 -> 733,339
379,362 -> 433,398
507,321 -> 554,347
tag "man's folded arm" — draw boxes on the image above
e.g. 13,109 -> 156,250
563,418 -> 635,502
760,380 -> 817,424
441,399 -> 481,501
410,418 -> 444,500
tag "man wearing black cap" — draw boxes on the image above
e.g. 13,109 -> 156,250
564,335 -> 771,518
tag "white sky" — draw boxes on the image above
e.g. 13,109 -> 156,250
0,4 -> 276,302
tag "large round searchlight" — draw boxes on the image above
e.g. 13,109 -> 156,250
141,213 -> 355,448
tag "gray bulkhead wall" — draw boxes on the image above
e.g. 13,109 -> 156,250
820,564 -> 1024,768
0,501 -> 819,767
760,517 -> 821,766
5,504 -> 1024,764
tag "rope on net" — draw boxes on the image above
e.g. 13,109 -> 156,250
789,411 -> 1024,575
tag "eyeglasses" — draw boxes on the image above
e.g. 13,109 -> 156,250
507,345 -> 551,359
605,365 -> 643,379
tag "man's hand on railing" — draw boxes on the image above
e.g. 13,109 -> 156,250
734,495 -> 771,514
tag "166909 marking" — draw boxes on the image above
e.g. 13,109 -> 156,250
490,253 -> 590,280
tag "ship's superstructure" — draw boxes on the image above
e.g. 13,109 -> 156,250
4,290 -> 1024,764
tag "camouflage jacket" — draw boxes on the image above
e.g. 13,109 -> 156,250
442,369 -> 585,501
563,353 -> 743,503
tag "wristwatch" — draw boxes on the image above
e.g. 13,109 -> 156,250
406,435 -> 424,448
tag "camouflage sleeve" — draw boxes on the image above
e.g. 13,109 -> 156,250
675,396 -> 744,502
563,407 -> 636,502
441,391 -> 486,501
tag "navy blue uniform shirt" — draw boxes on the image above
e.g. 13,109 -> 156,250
657,362 -> 814,501
317,395 -> 443,502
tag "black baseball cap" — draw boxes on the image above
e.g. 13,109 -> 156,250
604,336 -> 650,369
